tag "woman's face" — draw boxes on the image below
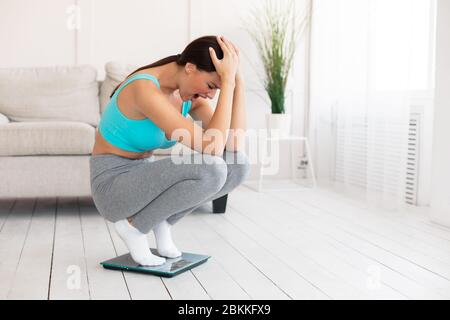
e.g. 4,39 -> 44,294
180,63 -> 221,102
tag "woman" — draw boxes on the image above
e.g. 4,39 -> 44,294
89,35 -> 250,266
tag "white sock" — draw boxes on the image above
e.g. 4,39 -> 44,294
114,219 -> 166,266
153,219 -> 182,258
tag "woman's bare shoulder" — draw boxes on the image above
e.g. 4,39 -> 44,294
132,79 -> 183,110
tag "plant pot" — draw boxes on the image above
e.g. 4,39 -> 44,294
265,113 -> 291,138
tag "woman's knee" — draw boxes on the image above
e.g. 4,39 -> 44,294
225,150 -> 251,182
198,154 -> 228,192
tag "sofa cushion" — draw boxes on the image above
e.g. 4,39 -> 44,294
0,112 -> 9,125
0,121 -> 95,156
0,65 -> 100,126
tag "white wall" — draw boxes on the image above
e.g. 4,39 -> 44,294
0,0 -> 310,181
0,0 -> 76,66
429,0 -> 450,226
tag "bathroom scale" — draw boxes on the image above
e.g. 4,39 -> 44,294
100,248 -> 211,278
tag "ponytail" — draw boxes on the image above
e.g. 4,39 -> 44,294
109,54 -> 182,98
109,35 -> 224,98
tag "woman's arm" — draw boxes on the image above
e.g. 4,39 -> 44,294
189,71 -> 247,153
225,71 -> 247,152
133,79 -> 234,156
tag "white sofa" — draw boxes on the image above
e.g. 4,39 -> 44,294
0,62 -> 199,199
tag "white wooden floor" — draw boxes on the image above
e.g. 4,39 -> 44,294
1,184 -> 450,300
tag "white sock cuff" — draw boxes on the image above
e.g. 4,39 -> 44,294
115,219 -> 144,235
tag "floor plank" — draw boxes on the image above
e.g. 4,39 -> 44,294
181,212 -> 291,300
318,186 -> 450,241
237,187 -> 450,298
301,189 -> 450,265
78,197 -> 130,300
2,184 -> 450,300
0,198 -> 15,232
270,189 -> 450,286
168,214 -> 252,300
226,190 -> 407,299
0,199 -> 35,299
7,198 -> 56,299
48,197 -> 90,299
229,188 -> 444,299
197,211 -> 332,299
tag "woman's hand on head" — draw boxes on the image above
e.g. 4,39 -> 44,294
227,39 -> 242,82
209,35 -> 240,83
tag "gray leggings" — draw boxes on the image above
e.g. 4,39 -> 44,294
89,150 -> 250,234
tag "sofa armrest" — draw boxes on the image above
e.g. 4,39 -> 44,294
0,112 -> 10,125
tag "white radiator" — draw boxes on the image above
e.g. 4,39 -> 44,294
333,107 -> 422,206
405,112 -> 422,205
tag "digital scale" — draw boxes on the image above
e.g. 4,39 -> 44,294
100,248 -> 211,277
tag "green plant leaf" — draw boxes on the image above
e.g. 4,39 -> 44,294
246,0 -> 311,114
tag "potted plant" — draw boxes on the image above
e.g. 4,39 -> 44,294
246,0 -> 310,138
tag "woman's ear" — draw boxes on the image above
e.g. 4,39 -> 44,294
185,62 -> 197,75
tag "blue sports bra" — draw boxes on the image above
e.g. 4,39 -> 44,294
98,73 -> 192,152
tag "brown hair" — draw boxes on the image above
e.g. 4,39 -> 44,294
109,35 -> 224,98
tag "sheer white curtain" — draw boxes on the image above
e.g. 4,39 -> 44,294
310,0 -> 436,209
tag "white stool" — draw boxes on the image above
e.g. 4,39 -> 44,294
244,135 -> 317,192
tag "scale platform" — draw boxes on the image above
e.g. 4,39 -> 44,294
100,248 -> 211,278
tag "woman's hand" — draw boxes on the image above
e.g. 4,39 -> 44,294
227,39 -> 242,82
229,41 -> 242,82
138,150 -> 154,159
209,35 -> 240,83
